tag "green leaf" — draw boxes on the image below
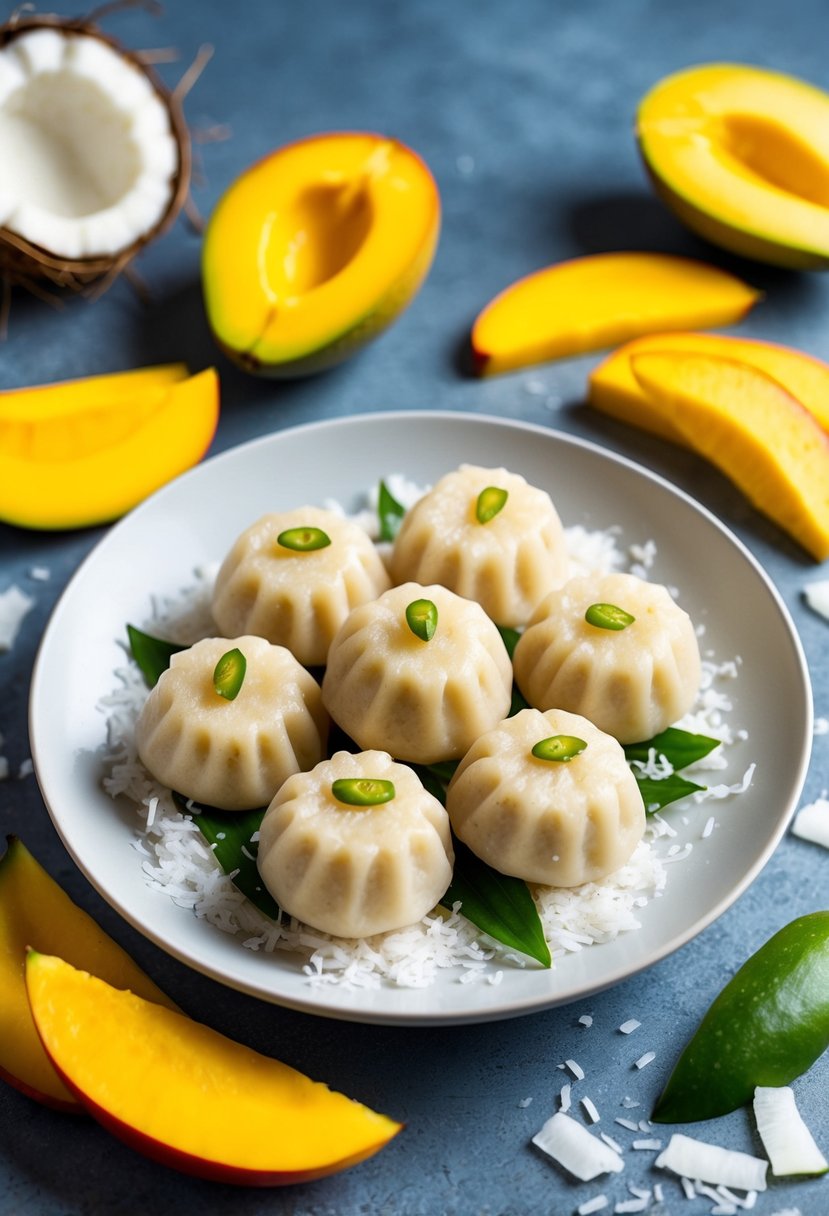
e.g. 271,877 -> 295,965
378,479 -> 406,542
441,840 -> 551,968
172,792 -> 280,920
634,772 -> 705,813
127,623 -> 186,688
496,624 -> 521,659
653,911 -> 829,1123
624,726 -> 720,771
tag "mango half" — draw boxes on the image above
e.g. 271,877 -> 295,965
202,132 -> 440,376
638,64 -> 829,270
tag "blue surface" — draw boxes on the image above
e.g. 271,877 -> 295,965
2,1 -> 828,1212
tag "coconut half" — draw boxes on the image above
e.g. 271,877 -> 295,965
0,14 -> 190,291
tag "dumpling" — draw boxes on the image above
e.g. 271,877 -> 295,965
390,464 -> 569,626
446,707 -> 645,887
135,635 -> 328,811
321,582 -> 513,764
211,507 -> 391,667
513,571 -> 701,744
257,750 -> 454,938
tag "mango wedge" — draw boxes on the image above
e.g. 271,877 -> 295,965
589,332 -> 829,443
630,351 -> 829,560
0,367 -> 219,529
0,364 -> 188,418
26,952 -> 402,1185
0,837 -> 176,1111
470,252 -> 760,375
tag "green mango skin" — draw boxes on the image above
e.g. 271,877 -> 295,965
652,911 -> 829,1123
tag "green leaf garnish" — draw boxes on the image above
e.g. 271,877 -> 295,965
332,777 -> 396,807
531,734 -> 587,763
277,526 -> 331,552
172,794 -> 279,920
635,773 -> 705,813
406,598 -> 438,641
585,602 -> 636,631
378,479 -> 406,542
441,840 -> 551,968
127,624 -> 185,688
476,485 -> 508,524
213,648 -> 246,701
496,624 -> 521,659
624,726 -> 720,770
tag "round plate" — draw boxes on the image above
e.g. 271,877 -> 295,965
29,412 -> 812,1025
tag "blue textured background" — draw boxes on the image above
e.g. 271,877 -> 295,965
2,2 -> 828,1213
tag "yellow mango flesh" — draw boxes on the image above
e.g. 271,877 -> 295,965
470,252 -> 759,375
0,364 -> 188,419
0,837 -> 177,1110
589,332 -> 829,443
0,367 -> 219,529
638,64 -> 829,269
630,351 -> 829,560
202,132 -> 440,376
26,953 -> 402,1183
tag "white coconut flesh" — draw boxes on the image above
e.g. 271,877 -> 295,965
0,27 -> 179,260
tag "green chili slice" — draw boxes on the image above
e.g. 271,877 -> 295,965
476,485 -> 509,524
213,648 -> 246,700
277,526 -> 331,552
406,598 -> 438,641
531,734 -> 587,762
585,602 -> 635,631
332,778 -> 396,807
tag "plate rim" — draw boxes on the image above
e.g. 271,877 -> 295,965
29,409 -> 814,1025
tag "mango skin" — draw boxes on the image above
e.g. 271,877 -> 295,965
26,952 -> 402,1185
0,837 -> 177,1111
202,132 -> 440,377
637,64 -> 829,270
653,912 -> 829,1123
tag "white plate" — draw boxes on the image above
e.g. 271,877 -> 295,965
30,412 -> 812,1025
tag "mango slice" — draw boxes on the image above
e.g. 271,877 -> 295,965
589,332 -> 829,443
0,837 -> 177,1111
630,350 -> 829,560
26,952 -> 402,1184
0,364 -> 188,416
202,132 -> 440,376
638,64 -> 829,269
0,367 -> 219,530
470,253 -> 759,376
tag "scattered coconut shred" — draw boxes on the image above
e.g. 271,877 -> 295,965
100,476 -> 753,990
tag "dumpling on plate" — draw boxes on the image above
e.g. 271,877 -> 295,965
321,582 -> 513,764
135,635 -> 328,811
257,750 -> 454,938
446,707 -> 645,887
211,506 -> 391,667
513,571 -> 701,744
390,464 -> 569,626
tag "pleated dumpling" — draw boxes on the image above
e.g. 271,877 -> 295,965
211,506 -> 391,667
135,635 -> 328,811
321,582 -> 513,764
513,571 -> 701,744
257,750 -> 454,938
390,464 -> 569,626
446,707 -> 645,887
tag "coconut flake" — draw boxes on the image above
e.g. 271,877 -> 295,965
531,1112 -> 625,1181
0,585 -> 34,650
633,1051 -> 655,1070
753,1086 -> 828,1177
803,579 -> 829,621
790,796 -> 829,850
578,1197 -> 609,1215
618,1019 -> 641,1034
581,1096 -> 601,1124
655,1133 -> 767,1192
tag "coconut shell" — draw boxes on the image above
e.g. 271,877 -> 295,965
0,12 -> 192,294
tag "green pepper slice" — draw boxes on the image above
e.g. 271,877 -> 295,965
277,526 -> 331,552
585,602 -> 635,630
652,911 -> 829,1123
331,778 -> 396,807
531,735 -> 587,762
406,598 -> 438,641
213,648 -> 246,700
476,486 -> 509,524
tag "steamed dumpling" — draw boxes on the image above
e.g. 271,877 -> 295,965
135,635 -> 328,811
257,750 -> 454,938
321,582 -> 513,764
446,707 -> 645,887
211,507 -> 391,667
390,464 -> 569,626
513,571 -> 701,744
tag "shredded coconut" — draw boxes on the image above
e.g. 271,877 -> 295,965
0,585 -> 34,651
791,795 -> 829,850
